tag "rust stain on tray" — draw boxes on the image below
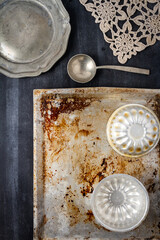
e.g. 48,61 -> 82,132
75,129 -> 91,139
77,153 -> 146,197
40,95 -> 95,143
41,95 -> 93,121
148,94 -> 160,120
34,88 -> 160,240
63,185 -> 83,227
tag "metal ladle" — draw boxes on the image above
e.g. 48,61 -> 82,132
67,54 -> 150,83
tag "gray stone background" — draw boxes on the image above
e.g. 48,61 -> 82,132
0,1 -> 159,239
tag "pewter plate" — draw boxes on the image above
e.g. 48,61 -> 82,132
34,87 -> 160,240
0,0 -> 71,78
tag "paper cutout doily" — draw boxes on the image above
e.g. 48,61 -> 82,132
79,0 -> 160,63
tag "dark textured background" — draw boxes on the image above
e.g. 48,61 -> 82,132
0,1 -> 160,239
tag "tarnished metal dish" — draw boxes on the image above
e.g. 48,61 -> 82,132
107,104 -> 160,158
91,174 -> 150,232
34,87 -> 160,239
0,0 -> 71,78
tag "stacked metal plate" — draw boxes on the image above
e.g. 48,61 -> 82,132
0,0 -> 71,78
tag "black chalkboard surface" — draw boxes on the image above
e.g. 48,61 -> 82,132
0,1 -> 159,239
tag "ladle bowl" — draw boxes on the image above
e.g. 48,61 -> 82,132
67,54 -> 150,83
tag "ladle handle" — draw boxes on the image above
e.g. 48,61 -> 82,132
96,65 -> 150,75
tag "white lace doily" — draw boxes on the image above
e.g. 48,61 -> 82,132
79,0 -> 160,63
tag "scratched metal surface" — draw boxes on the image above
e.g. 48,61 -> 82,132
34,87 -> 160,240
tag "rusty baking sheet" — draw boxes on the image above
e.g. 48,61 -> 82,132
34,87 -> 160,240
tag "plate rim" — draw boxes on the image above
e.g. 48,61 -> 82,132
0,0 -> 71,78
